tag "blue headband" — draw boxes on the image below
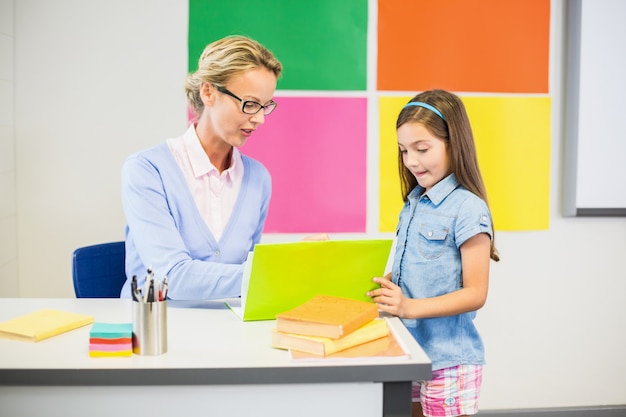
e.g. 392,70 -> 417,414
403,101 -> 445,120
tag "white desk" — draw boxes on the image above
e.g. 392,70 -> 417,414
0,298 -> 431,417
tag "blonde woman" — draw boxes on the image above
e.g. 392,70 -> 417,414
120,35 -> 282,300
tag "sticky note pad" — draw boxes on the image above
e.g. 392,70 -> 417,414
89,322 -> 133,358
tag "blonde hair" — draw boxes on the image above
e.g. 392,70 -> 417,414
185,35 -> 283,118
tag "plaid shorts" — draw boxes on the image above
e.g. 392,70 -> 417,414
412,364 -> 483,417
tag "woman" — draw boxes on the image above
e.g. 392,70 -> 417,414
120,35 -> 282,300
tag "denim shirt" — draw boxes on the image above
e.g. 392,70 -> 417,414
391,174 -> 493,370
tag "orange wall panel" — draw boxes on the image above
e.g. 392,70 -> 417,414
378,0 -> 550,93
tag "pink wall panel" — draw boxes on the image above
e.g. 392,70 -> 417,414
241,96 -> 367,233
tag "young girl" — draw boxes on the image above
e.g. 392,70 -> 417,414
368,90 -> 499,417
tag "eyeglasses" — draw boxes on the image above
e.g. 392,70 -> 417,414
215,86 -> 277,116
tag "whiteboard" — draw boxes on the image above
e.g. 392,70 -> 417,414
563,0 -> 626,216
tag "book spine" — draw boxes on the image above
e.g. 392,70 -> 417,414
325,319 -> 389,355
339,307 -> 379,337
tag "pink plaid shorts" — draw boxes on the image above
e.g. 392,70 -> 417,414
412,364 -> 483,417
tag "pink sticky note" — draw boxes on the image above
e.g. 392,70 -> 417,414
241,96 -> 367,233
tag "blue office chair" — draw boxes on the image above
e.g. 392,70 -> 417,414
72,241 -> 127,298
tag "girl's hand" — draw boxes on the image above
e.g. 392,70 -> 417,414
379,272 -> 392,281
367,277 -> 407,317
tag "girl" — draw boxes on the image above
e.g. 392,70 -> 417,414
120,35 -> 282,300
368,90 -> 499,417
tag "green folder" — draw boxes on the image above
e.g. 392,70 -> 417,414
226,239 -> 393,321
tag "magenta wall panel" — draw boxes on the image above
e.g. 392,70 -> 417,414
241,96 -> 367,233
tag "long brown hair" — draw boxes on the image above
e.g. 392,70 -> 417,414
396,90 -> 499,261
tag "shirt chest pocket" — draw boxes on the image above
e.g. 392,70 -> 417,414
418,224 -> 449,259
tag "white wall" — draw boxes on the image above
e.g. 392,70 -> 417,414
9,0 -> 626,411
0,0 -> 18,297
14,0 -> 188,296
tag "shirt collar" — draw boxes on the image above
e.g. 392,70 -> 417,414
409,174 -> 459,205
183,125 -> 243,181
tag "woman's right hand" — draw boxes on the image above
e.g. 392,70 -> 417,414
302,233 -> 330,241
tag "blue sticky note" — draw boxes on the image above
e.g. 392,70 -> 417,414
89,322 -> 132,339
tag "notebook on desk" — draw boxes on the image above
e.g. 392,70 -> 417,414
225,239 -> 393,321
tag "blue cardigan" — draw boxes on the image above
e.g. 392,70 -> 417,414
119,142 -> 271,300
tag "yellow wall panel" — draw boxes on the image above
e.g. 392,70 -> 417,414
379,96 -> 550,232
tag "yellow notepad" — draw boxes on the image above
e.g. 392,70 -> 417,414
0,309 -> 95,342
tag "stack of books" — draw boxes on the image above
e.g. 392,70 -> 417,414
89,322 -> 133,357
271,294 -> 390,357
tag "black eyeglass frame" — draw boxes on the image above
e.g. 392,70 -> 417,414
215,86 -> 277,115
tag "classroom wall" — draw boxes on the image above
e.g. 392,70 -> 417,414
0,0 -> 18,297
8,0 -> 626,412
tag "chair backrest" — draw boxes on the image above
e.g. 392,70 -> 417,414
72,241 -> 126,298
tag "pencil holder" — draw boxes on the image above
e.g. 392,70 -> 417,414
132,300 -> 168,355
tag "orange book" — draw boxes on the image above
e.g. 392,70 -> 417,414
272,318 -> 388,356
288,327 -> 410,361
275,294 -> 378,339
